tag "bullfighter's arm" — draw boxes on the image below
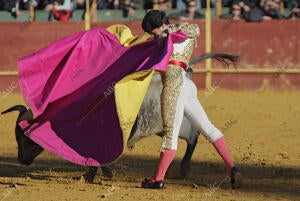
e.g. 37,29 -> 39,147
168,22 -> 200,39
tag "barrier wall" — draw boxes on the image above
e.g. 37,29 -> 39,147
0,20 -> 299,92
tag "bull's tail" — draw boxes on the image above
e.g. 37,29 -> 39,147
1,105 -> 28,119
189,53 -> 240,68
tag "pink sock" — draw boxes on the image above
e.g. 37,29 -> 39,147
212,136 -> 235,174
151,149 -> 176,181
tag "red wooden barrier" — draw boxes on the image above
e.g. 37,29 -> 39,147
0,20 -> 299,92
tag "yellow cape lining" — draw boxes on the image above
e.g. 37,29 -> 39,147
106,24 -> 156,150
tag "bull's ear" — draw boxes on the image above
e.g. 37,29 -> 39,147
187,68 -> 193,74
186,68 -> 193,79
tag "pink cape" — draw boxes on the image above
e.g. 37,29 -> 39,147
18,28 -> 186,166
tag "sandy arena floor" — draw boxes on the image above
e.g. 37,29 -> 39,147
0,90 -> 299,201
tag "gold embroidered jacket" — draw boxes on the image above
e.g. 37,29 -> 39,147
168,23 -> 200,65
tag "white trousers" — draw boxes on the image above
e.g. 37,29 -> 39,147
162,68 -> 223,150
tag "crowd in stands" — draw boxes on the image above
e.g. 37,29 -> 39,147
0,0 -> 299,21
220,0 -> 300,21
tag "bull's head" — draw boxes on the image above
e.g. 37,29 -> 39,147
15,124 -> 43,165
1,105 -> 43,166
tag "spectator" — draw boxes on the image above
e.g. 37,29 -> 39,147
219,0 -> 269,22
34,0 -> 54,10
72,0 -> 85,9
93,0 -> 117,9
1,0 -> 30,18
1,0 -> 17,17
289,0 -> 300,19
222,0 -> 232,7
49,0 -> 74,21
201,0 -> 239,8
231,0 -> 255,20
17,0 -> 31,10
80,0 -> 121,20
131,0 -> 143,9
260,0 -> 283,19
143,0 -> 153,9
153,0 -> 172,10
176,0 -> 201,9
168,0 -> 204,20
120,0 -> 135,18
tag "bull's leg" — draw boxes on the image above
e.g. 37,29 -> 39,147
82,166 -> 98,183
180,130 -> 199,178
82,166 -> 114,183
101,166 -> 114,178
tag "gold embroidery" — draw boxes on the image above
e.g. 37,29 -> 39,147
168,23 -> 200,65
161,65 -> 183,149
168,23 -> 200,38
170,39 -> 195,64
160,23 -> 199,149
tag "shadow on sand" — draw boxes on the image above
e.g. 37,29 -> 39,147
0,154 -> 299,198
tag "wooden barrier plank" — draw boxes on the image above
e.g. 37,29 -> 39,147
0,20 -> 299,91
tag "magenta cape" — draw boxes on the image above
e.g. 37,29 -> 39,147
18,28 -> 186,166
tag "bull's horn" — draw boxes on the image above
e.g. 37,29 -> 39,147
1,105 -> 27,115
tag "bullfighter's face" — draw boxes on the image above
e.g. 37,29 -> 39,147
151,24 -> 169,38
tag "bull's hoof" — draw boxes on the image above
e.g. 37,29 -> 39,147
180,160 -> 191,178
126,141 -> 135,150
127,145 -> 135,150
101,166 -> 114,178
82,167 -> 98,183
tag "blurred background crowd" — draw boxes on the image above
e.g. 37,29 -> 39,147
0,0 -> 299,21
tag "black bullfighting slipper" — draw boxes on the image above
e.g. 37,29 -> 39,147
230,166 -> 242,189
141,178 -> 164,189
